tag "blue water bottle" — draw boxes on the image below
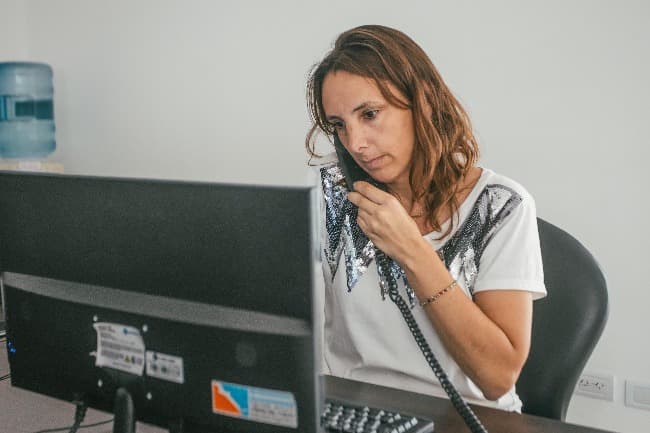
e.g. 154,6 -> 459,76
0,62 -> 56,159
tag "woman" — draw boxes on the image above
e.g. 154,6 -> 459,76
305,25 -> 546,412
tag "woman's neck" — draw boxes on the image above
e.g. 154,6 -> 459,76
387,181 -> 416,213
390,166 -> 483,235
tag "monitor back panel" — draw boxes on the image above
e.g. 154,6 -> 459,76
0,172 -> 317,320
4,273 -> 318,433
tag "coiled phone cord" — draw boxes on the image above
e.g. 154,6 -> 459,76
375,249 -> 489,433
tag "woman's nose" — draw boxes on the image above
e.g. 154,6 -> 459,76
345,125 -> 367,154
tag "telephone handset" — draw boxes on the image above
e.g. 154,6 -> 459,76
333,134 -> 384,191
334,134 -> 488,433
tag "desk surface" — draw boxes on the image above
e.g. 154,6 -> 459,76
324,375 -> 614,433
1,344 -> 614,433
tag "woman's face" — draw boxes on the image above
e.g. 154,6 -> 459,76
321,70 -> 415,190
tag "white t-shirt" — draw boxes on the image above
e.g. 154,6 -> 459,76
316,159 -> 547,412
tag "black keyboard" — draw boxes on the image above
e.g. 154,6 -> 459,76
322,399 -> 434,433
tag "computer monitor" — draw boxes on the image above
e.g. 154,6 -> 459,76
0,171 -> 322,433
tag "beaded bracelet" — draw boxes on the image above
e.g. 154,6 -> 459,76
419,280 -> 458,307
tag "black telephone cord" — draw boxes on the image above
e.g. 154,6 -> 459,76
375,250 -> 488,433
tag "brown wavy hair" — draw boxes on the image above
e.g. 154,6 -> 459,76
306,25 -> 480,237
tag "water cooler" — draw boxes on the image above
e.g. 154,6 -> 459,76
0,62 -> 63,172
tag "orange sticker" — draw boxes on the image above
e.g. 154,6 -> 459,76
210,380 -> 297,428
212,381 -> 242,416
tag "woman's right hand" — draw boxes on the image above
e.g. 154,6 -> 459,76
348,180 -> 428,269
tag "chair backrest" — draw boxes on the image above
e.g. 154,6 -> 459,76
516,218 -> 609,420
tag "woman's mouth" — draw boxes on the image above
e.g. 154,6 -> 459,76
363,155 -> 386,170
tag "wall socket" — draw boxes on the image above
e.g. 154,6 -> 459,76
575,372 -> 615,401
625,380 -> 650,411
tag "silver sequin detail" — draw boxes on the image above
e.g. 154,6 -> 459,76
388,259 -> 416,307
320,163 -> 522,299
438,184 -> 522,294
320,163 -> 374,291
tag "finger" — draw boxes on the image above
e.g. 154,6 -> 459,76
347,190 -> 379,212
356,206 -> 373,225
356,213 -> 367,233
355,213 -> 376,239
352,181 -> 391,205
356,213 -> 387,250
357,207 -> 384,237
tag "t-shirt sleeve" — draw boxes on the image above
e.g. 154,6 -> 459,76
472,190 -> 547,300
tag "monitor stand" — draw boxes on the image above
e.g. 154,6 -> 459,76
113,388 -> 135,433
111,388 -> 187,433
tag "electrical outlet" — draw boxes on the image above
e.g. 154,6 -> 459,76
575,372 -> 615,401
625,380 -> 650,411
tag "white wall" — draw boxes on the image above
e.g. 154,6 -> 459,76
0,0 -> 26,58
2,0 -> 649,432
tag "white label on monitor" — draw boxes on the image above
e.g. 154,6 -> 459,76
211,380 -> 298,428
145,351 -> 184,384
92,323 -> 145,376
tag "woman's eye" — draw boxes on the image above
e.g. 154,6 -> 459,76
363,110 -> 379,120
329,122 -> 344,132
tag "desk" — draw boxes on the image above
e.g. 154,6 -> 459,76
324,375 -> 615,433
1,345 -> 614,433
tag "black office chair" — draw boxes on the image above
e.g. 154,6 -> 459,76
516,218 -> 609,421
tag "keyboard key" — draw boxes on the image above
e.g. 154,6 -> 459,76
323,399 -> 434,433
